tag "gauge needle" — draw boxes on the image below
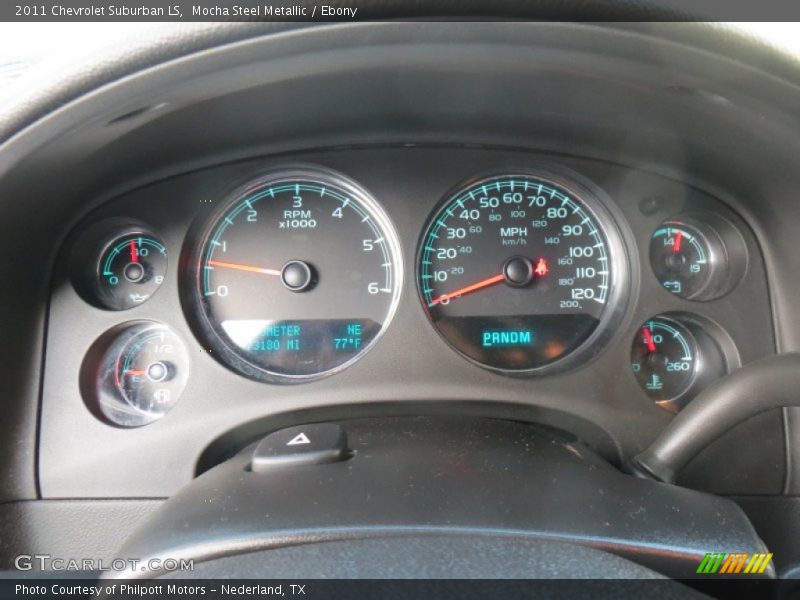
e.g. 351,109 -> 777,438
124,369 -> 146,376
207,259 -> 281,277
642,326 -> 657,353
130,240 -> 139,263
672,231 -> 682,253
429,273 -> 506,307
429,257 -> 550,307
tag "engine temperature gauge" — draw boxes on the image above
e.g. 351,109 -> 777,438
630,314 -> 731,412
631,318 -> 697,403
83,322 -> 190,427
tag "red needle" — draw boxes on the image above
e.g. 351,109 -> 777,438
207,259 -> 281,277
429,257 -> 550,307
429,273 -> 505,306
124,370 -> 146,376
642,326 -> 657,353
129,240 -> 139,263
672,230 -> 682,253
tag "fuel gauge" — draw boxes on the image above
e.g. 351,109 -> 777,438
83,322 -> 190,427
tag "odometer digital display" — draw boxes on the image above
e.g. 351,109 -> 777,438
418,171 -> 626,373
189,168 -> 402,382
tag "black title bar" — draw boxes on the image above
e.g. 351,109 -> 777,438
5,0 -> 800,22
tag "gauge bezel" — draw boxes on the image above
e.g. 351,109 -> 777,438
69,219 -> 168,311
95,231 -> 168,308
631,312 -> 738,413
415,166 -> 632,377
80,320 -> 189,428
649,212 -> 748,302
631,316 -> 700,409
182,165 -> 404,384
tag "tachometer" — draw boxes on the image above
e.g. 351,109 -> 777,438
418,171 -> 628,373
187,167 -> 402,383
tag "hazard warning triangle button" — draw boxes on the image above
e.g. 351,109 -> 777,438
251,423 -> 348,472
287,432 -> 311,446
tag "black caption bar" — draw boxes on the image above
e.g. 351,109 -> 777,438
4,0 -> 800,22
1,578 -> 798,600
8,1 -> 359,20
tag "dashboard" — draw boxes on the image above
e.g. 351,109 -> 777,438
3,19 -> 800,581
40,146 -> 776,498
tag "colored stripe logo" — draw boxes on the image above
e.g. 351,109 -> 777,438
696,552 -> 773,574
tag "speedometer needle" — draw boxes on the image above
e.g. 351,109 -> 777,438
207,259 -> 281,277
428,256 -> 550,307
429,273 -> 505,307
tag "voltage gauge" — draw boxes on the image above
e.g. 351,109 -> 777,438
650,215 -> 746,301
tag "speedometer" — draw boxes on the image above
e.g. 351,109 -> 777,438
418,170 -> 628,373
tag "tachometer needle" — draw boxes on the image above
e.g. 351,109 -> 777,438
207,260 -> 281,277
642,326 -> 657,353
429,273 -> 505,307
129,240 -> 139,263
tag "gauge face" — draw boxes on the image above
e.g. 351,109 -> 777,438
630,318 -> 697,402
96,233 -> 167,309
418,172 -> 626,372
191,168 -> 402,382
650,221 -> 717,300
87,322 -> 190,427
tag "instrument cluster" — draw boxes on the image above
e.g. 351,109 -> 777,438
62,154 -> 754,428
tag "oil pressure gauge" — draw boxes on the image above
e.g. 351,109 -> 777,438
96,232 -> 168,309
70,221 -> 168,310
